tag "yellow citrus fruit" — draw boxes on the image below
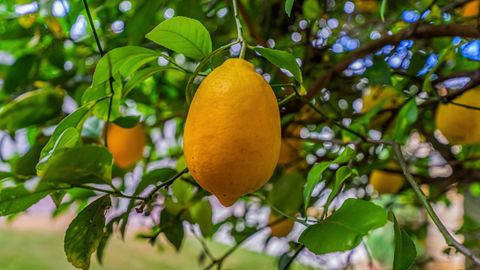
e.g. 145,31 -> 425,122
356,0 -> 379,12
361,85 -> 404,127
435,89 -> 480,145
269,214 -> 294,237
369,168 -> 405,194
184,59 -> 281,207
463,0 -> 479,17
106,123 -> 146,168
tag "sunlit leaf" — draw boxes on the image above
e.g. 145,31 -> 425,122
299,199 -> 388,254
146,16 -> 212,60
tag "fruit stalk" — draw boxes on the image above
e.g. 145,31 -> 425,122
232,0 -> 246,58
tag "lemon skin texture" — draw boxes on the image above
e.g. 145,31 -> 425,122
106,123 -> 146,169
269,214 -> 295,237
369,169 -> 405,194
184,59 -> 281,207
435,89 -> 480,145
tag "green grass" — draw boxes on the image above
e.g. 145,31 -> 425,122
0,228 -> 314,270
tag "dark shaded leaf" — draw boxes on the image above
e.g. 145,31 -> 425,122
64,195 -> 111,270
0,89 -> 64,132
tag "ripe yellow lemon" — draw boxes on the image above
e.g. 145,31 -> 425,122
106,123 -> 146,168
184,59 -> 281,207
463,0 -> 479,17
369,168 -> 405,194
269,214 -> 294,237
435,89 -> 480,145
361,86 -> 404,128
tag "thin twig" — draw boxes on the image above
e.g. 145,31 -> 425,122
232,0 -> 246,58
72,184 -> 145,200
280,245 -> 305,270
393,143 -> 480,266
81,0 -> 115,147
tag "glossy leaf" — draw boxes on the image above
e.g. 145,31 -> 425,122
392,212 -> 417,270
0,183 -> 54,216
324,166 -> 353,212
285,0 -> 295,17
299,199 -> 388,255
146,16 -> 212,60
393,99 -> 418,142
112,115 -> 141,129
41,145 -> 113,185
332,147 -> 356,164
64,195 -> 111,270
124,66 -> 174,96
304,161 -> 330,210
37,127 -> 81,175
190,199 -> 214,237
92,46 -> 159,86
254,47 -> 303,84
0,89 -> 64,132
39,105 -> 91,163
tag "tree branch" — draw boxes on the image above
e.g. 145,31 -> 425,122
393,143 -> 480,266
306,24 -> 480,99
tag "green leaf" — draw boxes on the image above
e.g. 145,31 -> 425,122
0,183 -> 54,216
332,147 -> 356,164
136,168 -> 178,196
324,166 -> 353,211
380,0 -> 387,22
39,105 -> 92,163
0,89 -> 64,132
146,16 -> 212,60
120,168 -> 178,238
304,161 -> 330,210
92,46 -> 159,86
171,179 -> 195,204
112,115 -> 141,128
269,172 -> 304,213
13,141 -> 45,177
285,0 -> 295,17
160,210 -> 185,251
392,212 -> 417,270
299,199 -> 388,255
190,199 -> 214,237
302,0 -> 321,20
41,145 -> 113,185
0,171 -> 14,183
124,66 -> 173,96
81,80 -> 122,121
50,191 -> 66,208
393,99 -> 418,142
254,47 -> 303,84
37,127 -> 80,175
64,195 -> 111,270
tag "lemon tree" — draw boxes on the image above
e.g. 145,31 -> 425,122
1,1 -> 480,270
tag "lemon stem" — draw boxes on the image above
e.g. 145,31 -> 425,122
232,0 -> 246,58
